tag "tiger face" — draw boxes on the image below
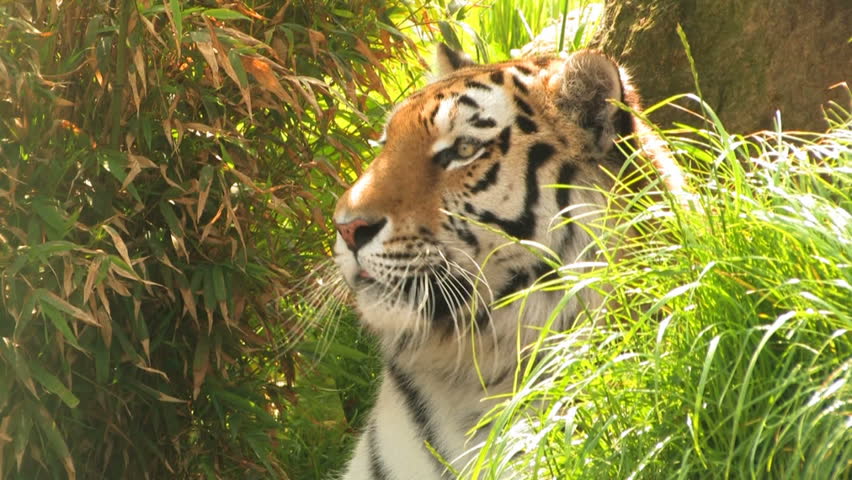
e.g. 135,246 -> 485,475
333,45 -> 676,343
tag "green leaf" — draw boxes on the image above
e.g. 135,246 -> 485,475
5,254 -> 28,277
203,268 -> 217,311
331,8 -> 354,18
29,240 -> 79,258
29,359 -> 80,408
32,197 -> 70,238
212,266 -> 227,302
159,200 -> 184,237
203,8 -> 250,21
193,334 -> 210,400
13,293 -> 37,339
437,21 -> 463,51
2,337 -> 37,398
228,49 -> 249,87
13,412 -> 33,470
37,298 -> 84,352
31,404 -> 75,478
94,339 -> 110,384
169,0 -> 183,42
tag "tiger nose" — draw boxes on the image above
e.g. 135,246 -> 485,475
335,217 -> 388,252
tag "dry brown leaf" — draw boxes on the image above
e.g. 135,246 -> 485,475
162,0 -> 181,57
83,255 -> 103,304
138,13 -> 167,48
354,38 -> 387,73
200,203 -> 225,243
307,29 -> 325,57
156,392 -> 187,403
63,257 -> 74,297
158,253 -> 181,273
287,77 -> 322,120
195,41 -> 221,89
241,56 -> 295,104
101,224 -> 133,269
159,165 -> 185,191
42,290 -> 98,326
135,362 -> 169,381
218,300 -> 230,325
96,308 -> 112,349
205,307 -> 214,334
184,122 -> 222,137
270,0 -> 292,24
53,97 -> 75,108
220,180 -> 246,259
96,283 -> 111,316
178,285 -> 199,326
121,154 -> 156,191
133,47 -> 147,94
129,72 -> 141,116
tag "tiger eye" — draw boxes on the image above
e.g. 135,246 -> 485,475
457,141 -> 477,158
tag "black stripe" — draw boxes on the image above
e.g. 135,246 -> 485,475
489,70 -> 504,85
556,163 -> 576,209
429,105 -> 440,125
516,115 -> 538,134
496,269 -> 530,299
455,226 -> 479,253
458,95 -> 479,108
514,96 -> 534,116
465,79 -> 491,90
387,364 -> 446,476
514,65 -> 532,75
472,117 -> 497,129
533,57 -> 551,67
368,423 -> 393,480
498,127 -> 511,154
512,75 -> 529,94
471,142 -> 554,238
470,162 -> 500,193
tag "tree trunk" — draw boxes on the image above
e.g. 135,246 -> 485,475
592,0 -> 852,132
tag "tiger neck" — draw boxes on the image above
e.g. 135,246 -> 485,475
377,289 -> 581,391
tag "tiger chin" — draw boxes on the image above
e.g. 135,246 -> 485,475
332,44 -> 682,479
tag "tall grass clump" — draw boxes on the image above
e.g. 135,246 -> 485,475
427,0 -> 602,62
462,98 -> 852,479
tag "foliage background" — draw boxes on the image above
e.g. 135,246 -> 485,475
4,0 -> 848,479
0,0 -> 426,477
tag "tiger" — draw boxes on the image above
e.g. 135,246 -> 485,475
332,44 -> 682,479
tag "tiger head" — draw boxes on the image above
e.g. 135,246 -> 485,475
333,45 -> 679,349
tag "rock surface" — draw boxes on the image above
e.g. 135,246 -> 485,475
591,0 -> 851,133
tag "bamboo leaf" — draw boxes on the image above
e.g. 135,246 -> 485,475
211,266 -> 227,302
12,413 -> 32,471
203,8 -> 250,21
31,198 -> 69,238
196,164 -> 215,222
38,299 -> 84,352
101,224 -> 134,272
35,289 -> 98,326
166,0 -> 183,55
32,406 -> 76,480
29,359 -> 80,408
195,41 -> 221,88
193,334 -> 210,400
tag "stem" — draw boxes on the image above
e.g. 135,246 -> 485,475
109,0 -> 131,149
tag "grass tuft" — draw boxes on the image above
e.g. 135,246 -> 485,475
463,99 -> 852,479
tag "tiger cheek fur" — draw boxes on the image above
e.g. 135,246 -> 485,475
332,45 -> 681,479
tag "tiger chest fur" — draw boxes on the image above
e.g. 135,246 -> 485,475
332,45 -> 681,479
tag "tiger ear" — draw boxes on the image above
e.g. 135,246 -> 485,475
555,50 -> 633,153
434,43 -> 476,77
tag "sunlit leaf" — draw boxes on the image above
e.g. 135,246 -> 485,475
203,8 -> 250,21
